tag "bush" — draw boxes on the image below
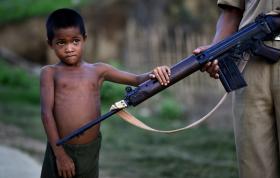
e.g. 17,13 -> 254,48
0,60 -> 40,104
156,96 -> 184,119
101,82 -> 126,107
0,66 -> 32,88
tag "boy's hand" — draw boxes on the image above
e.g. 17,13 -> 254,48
56,150 -> 75,178
193,45 -> 220,79
150,65 -> 171,86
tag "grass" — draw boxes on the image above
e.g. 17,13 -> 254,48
100,114 -> 238,178
0,0 -> 90,24
0,59 -> 238,178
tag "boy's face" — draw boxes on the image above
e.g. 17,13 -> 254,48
49,27 -> 86,66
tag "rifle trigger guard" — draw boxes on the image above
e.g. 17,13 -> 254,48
110,100 -> 128,110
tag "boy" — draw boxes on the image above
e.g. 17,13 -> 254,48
40,8 -> 171,178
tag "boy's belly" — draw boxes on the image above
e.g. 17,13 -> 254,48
54,97 -> 101,144
62,125 -> 101,145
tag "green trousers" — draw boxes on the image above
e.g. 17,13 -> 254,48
41,133 -> 101,178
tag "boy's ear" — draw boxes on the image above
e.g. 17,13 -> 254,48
83,34 -> 87,41
47,39 -> 53,48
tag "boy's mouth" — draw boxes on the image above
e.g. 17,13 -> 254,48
65,55 -> 77,59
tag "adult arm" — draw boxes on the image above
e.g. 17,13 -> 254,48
193,5 -> 244,78
213,5 -> 244,43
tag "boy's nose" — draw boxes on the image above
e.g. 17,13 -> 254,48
65,44 -> 74,53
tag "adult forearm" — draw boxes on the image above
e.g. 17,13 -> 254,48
212,6 -> 243,44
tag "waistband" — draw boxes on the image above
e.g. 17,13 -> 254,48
62,132 -> 102,151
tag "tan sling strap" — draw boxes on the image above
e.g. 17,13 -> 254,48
111,93 -> 228,133
266,7 -> 280,16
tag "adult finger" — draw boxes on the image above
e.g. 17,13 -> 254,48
201,62 -> 211,72
193,45 -> 209,54
193,47 -> 203,54
209,72 -> 220,79
208,60 -> 219,76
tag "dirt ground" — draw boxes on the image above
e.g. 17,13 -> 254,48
0,122 -> 45,163
0,122 -> 116,178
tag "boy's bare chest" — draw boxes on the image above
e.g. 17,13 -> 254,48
54,70 -> 99,91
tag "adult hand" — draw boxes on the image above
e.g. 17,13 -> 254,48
193,45 -> 220,79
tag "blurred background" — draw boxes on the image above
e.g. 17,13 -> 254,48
0,0 -> 238,178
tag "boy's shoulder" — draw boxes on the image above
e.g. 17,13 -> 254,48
91,62 -> 109,67
41,64 -> 56,70
39,62 -> 113,73
90,62 -> 113,71
40,64 -> 57,75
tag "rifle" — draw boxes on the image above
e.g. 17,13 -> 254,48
57,12 -> 280,146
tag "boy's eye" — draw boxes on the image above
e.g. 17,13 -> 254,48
73,39 -> 80,45
56,41 -> 65,46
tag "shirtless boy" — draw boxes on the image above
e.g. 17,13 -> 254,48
40,8 -> 171,178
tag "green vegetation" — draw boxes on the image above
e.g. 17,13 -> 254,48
0,0 -> 90,24
0,60 -> 43,139
101,121 -> 238,178
0,60 -> 39,104
0,60 -> 238,178
156,95 -> 185,119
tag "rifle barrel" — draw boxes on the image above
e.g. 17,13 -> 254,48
56,109 -> 121,145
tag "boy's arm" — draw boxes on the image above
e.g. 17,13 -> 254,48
40,66 -> 75,178
96,63 -> 170,86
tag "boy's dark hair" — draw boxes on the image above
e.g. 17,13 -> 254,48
46,8 -> 86,43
